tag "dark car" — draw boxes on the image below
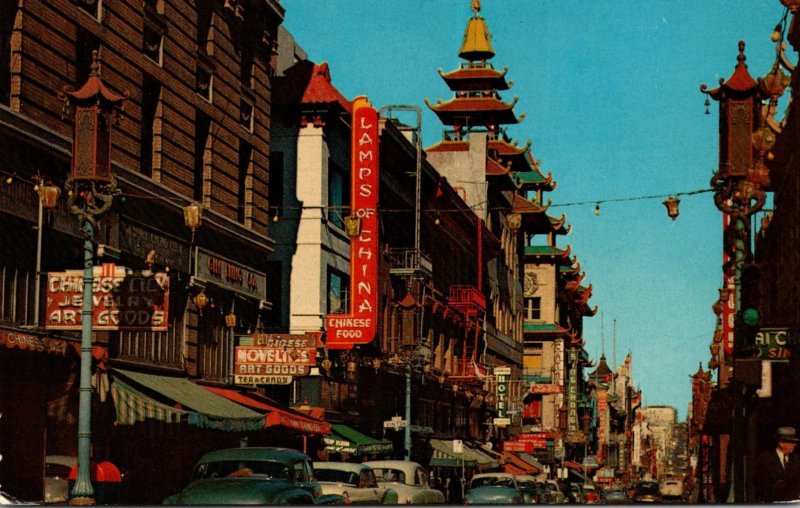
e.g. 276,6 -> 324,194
601,488 -> 631,504
162,447 -> 343,505
632,480 -> 662,503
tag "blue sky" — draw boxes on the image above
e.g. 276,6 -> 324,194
282,0 -> 787,420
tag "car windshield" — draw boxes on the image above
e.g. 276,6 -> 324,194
471,476 -> 514,488
636,482 -> 660,495
314,469 -> 359,486
372,468 -> 405,483
193,460 -> 292,480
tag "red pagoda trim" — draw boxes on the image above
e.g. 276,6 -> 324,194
300,63 -> 353,113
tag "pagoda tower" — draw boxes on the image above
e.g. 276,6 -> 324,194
424,0 -> 562,239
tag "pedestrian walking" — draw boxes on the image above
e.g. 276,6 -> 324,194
753,426 -> 800,503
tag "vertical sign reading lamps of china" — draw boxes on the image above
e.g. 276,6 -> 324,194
326,97 -> 379,350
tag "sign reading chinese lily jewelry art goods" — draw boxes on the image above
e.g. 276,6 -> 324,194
234,332 -> 320,384
45,264 -> 169,331
494,366 -> 511,426
326,97 -> 379,350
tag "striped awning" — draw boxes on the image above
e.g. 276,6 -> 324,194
429,439 -> 479,468
111,369 -> 265,432
464,442 -> 500,470
323,424 -> 393,456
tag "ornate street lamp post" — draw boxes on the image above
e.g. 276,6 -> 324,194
702,39 -> 787,503
33,179 -> 61,327
59,51 -> 126,505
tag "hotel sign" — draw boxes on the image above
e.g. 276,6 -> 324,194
494,366 -> 511,426
45,265 -> 169,331
327,97 -> 379,349
234,332 -> 320,384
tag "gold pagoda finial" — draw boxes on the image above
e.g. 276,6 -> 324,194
459,1 -> 494,61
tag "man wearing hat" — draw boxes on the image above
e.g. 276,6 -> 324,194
753,426 -> 800,502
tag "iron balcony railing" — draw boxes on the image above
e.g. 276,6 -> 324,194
387,247 -> 432,278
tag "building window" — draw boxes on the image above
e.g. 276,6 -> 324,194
525,296 -> 541,320
237,141 -> 252,224
196,68 -> 212,101
327,159 -> 349,229
241,44 -> 255,90
194,112 -> 211,201
239,97 -> 254,131
76,0 -> 102,21
198,298 -> 234,383
115,285 -> 187,369
0,2 -> 17,106
327,270 -> 349,314
143,26 -> 163,65
75,30 -> 99,87
266,261 -> 283,330
140,79 -> 161,178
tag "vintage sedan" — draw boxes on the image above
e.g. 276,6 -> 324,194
162,447 -> 344,505
463,473 -> 522,505
362,460 -> 444,504
313,462 -> 397,504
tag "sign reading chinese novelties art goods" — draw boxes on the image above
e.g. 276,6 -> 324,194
494,366 -> 511,426
326,96 -> 379,350
45,265 -> 169,331
234,332 -> 320,384
195,248 -> 266,300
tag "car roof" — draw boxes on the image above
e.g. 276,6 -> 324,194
197,447 -> 310,464
314,462 -> 370,474
473,473 -> 515,479
363,460 -> 420,474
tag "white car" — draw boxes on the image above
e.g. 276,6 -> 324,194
44,455 -> 75,504
313,462 -> 397,504
363,460 -> 445,504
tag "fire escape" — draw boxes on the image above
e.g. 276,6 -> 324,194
447,284 -> 486,385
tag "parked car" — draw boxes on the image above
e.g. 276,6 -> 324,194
313,462 -> 397,504
659,478 -> 684,502
632,480 -> 662,503
601,488 -> 631,504
464,473 -> 522,505
44,455 -> 75,504
541,478 -> 567,504
567,482 -> 586,504
362,460 -> 444,504
582,483 -> 600,504
513,474 -> 539,503
162,447 -> 344,505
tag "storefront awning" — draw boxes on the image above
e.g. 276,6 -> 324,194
202,386 -> 331,435
516,452 -> 544,473
502,452 -> 538,475
430,439 -> 479,468
465,442 -> 500,469
323,424 -> 393,456
111,369 -> 264,432
503,452 -> 542,475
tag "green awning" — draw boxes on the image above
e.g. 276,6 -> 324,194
430,439 -> 479,468
111,368 -> 265,432
465,442 -> 500,469
323,424 -> 393,456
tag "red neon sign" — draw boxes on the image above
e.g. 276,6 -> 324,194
722,211 -> 735,356
326,97 -> 379,349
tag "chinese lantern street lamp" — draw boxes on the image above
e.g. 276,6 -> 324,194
33,180 -> 61,327
59,51 -> 126,505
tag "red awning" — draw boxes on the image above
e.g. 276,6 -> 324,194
203,386 -> 331,435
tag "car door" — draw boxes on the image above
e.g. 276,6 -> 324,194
360,470 -> 381,503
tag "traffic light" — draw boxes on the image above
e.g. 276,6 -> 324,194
739,263 -> 762,348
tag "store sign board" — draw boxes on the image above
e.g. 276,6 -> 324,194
0,329 -> 69,355
45,266 -> 169,331
327,97 -> 380,349
234,332 -> 320,382
722,211 -> 735,356
529,383 -> 562,394
195,248 -> 266,300
756,328 -> 795,361
234,375 -> 292,385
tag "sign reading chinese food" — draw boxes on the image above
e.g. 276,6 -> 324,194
326,96 -> 379,350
